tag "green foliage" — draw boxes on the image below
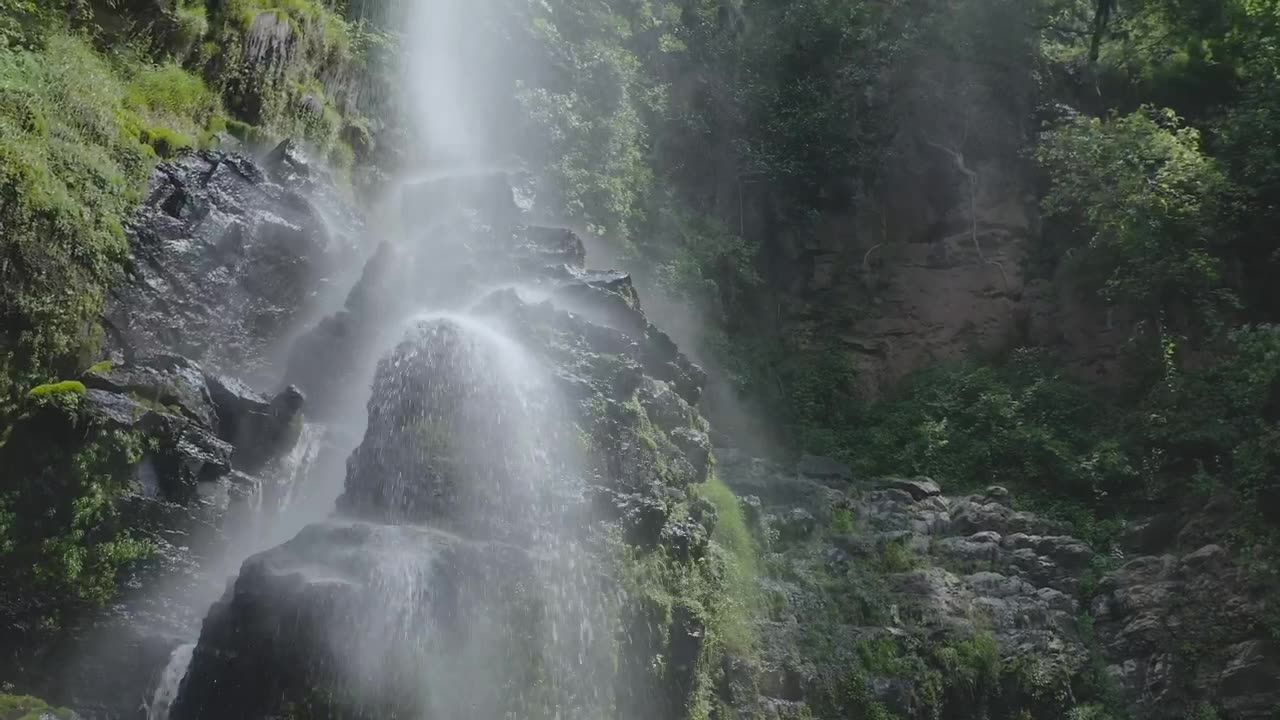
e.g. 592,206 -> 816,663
172,1 -> 210,59
0,34 -> 153,365
696,473 -> 762,658
807,669 -> 894,720
932,633 -> 1000,698
126,61 -> 219,139
139,125 -> 194,157
1186,702 -> 1221,720
829,507 -> 856,536
0,693 -> 76,720
0,402 -> 151,630
875,537 -> 921,573
851,351 -> 1135,504
1040,107 -> 1228,325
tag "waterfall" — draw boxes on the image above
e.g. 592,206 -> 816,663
146,643 -> 195,720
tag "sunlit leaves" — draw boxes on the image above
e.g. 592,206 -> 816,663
1039,106 -> 1227,318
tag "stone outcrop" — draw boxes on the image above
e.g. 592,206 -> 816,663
718,451 -> 1094,719
104,146 -> 363,386
717,450 -> 1280,720
4,143 -> 356,719
172,171 -> 729,720
1092,499 -> 1280,719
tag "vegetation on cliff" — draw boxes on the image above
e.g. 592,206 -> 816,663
0,0 -> 378,640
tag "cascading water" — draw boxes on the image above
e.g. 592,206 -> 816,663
158,0 -> 717,716
146,644 -> 195,720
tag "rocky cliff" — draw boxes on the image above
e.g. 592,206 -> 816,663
168,169 -> 744,719
0,143 -> 362,719
715,451 -> 1280,719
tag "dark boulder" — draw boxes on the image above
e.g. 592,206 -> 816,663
83,355 -> 218,428
336,319 -> 550,540
171,521 -> 607,720
205,374 -> 304,472
105,149 -> 361,383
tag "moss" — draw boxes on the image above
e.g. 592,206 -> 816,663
86,359 -> 114,374
696,473 -> 761,658
140,125 -> 195,158
126,61 -> 219,140
26,380 -> 85,399
225,118 -> 268,145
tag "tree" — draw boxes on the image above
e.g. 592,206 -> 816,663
1039,107 -> 1228,327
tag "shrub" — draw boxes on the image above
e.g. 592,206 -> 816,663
0,693 -> 76,720
852,351 -> 1134,503
1039,107 -> 1229,327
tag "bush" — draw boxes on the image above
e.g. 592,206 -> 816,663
852,351 -> 1134,503
0,404 -> 151,630
1039,108 -> 1228,327
0,693 -> 75,720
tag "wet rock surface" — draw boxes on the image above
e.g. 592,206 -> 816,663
718,451 -> 1094,719
717,452 -> 1280,719
1092,502 -> 1280,719
4,145 -> 352,720
172,521 -> 549,720
174,171 -> 721,720
104,146 -> 362,385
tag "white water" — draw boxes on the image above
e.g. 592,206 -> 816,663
151,0 -> 620,713
147,422 -> 335,720
146,643 -> 195,720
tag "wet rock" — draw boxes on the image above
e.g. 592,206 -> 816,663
771,509 -> 818,542
205,374 -> 304,472
83,355 -> 218,428
172,521 -> 571,720
106,149 -> 361,383
1092,536 -> 1280,719
879,477 -> 942,501
669,427 -> 712,480
797,455 -> 852,483
336,320 -> 550,539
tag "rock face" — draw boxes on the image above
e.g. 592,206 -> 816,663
1,355 -> 309,719
172,172 -> 727,720
719,453 -> 1095,719
718,451 -> 1280,720
172,521 -> 563,720
1092,501 -> 1280,719
4,143 -> 356,720
104,147 -> 362,385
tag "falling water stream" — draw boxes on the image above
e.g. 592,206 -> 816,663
144,0 -> 617,713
